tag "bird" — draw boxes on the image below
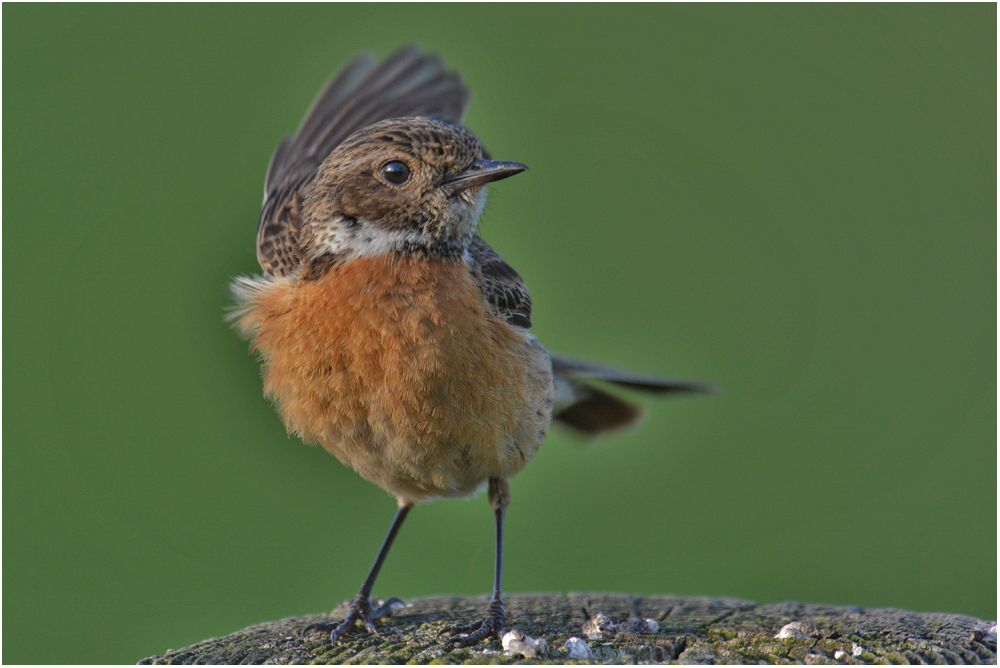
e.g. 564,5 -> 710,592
229,45 -> 712,647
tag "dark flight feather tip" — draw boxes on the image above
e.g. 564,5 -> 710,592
551,355 -> 718,395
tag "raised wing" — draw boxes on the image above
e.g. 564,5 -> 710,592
549,357 -> 716,435
257,45 -> 471,277
468,236 -> 533,330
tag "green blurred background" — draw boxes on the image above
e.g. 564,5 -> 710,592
4,4 -> 995,664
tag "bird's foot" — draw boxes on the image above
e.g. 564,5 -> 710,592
438,597 -> 505,647
303,595 -> 403,643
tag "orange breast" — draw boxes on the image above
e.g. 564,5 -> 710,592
237,255 -> 552,502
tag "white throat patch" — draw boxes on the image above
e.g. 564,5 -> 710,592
309,215 -> 432,260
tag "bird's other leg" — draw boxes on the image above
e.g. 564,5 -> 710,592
303,502 -> 412,643
439,478 -> 509,646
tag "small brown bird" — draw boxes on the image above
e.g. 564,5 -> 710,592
230,46 -> 710,646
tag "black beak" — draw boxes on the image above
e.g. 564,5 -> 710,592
445,159 -> 528,193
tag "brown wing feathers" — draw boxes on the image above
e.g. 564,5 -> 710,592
467,236 -> 533,329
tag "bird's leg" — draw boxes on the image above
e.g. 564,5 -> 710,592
440,478 -> 509,646
303,503 -> 412,643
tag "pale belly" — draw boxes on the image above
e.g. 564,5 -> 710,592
233,255 -> 553,503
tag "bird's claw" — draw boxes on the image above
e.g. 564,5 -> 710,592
303,595 -> 403,643
439,598 -> 505,647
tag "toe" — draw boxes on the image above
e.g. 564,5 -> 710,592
302,622 -> 337,636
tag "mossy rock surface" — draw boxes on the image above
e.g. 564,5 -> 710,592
139,593 -> 996,664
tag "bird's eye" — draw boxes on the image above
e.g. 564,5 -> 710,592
380,160 -> 411,185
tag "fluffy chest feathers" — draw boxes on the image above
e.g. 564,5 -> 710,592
231,255 -> 553,502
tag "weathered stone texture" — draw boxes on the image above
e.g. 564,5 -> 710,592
139,593 -> 996,664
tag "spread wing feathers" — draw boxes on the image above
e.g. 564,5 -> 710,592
551,355 -> 717,394
550,356 -> 716,435
256,45 -> 472,277
468,236 -> 533,329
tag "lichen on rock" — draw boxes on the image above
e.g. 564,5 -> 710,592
139,593 -> 997,665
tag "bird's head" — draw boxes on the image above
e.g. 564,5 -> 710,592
301,117 -> 526,260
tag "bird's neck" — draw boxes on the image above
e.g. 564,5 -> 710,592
300,214 -> 470,280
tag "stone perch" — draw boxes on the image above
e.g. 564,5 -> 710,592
139,593 -> 996,664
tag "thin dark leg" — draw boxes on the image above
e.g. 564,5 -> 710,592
303,504 -> 412,643
359,504 -> 411,601
440,478 -> 509,646
492,504 -> 504,599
